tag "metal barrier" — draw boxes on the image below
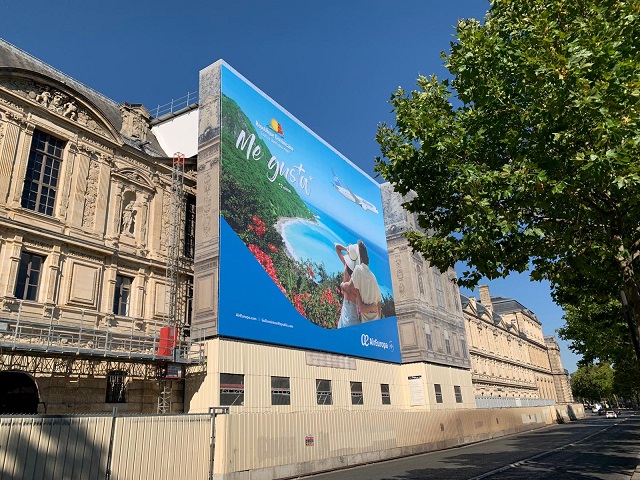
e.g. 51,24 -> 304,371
151,92 -> 198,119
475,396 -> 556,409
0,408 -> 229,480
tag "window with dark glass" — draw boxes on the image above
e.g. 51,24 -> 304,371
15,252 -> 44,301
220,373 -> 244,406
184,277 -> 193,329
113,275 -> 132,316
381,384 -> 391,405
184,194 -> 196,259
444,331 -> 452,354
105,370 -> 127,403
454,385 -> 463,403
350,381 -> 363,405
271,376 -> 291,405
461,339 -> 468,359
21,130 -> 65,216
316,379 -> 332,405
434,384 -> 443,403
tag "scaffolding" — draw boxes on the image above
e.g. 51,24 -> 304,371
164,152 -> 186,332
158,152 -> 187,413
0,306 -> 203,366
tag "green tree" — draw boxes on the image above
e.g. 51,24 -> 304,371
570,363 -> 614,403
375,0 -> 640,360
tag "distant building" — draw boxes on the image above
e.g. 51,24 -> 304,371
461,285 -> 560,406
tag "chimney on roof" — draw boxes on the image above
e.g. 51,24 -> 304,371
478,285 -> 493,313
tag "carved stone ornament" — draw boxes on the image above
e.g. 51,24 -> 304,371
0,298 -> 15,313
119,103 -> 151,141
42,303 -> 56,318
0,77 -> 110,137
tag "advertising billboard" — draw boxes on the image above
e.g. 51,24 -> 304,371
217,63 -> 400,362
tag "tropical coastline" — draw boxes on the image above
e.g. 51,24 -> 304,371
274,216 -> 316,262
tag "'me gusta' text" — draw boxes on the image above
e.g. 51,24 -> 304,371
236,130 -> 312,195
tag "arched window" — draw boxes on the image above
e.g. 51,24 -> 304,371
0,372 -> 39,414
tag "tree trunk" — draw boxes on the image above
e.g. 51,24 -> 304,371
620,260 -> 640,366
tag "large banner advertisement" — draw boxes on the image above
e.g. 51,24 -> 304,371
218,64 -> 400,362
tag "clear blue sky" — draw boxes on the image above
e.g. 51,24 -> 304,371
1,0 -> 582,373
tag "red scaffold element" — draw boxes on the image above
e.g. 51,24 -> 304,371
173,152 -> 185,166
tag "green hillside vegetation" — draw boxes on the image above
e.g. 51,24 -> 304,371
220,94 -> 345,328
220,94 -> 313,233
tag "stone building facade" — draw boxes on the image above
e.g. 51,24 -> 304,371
545,335 -> 574,404
461,285 -> 559,404
0,39 -> 197,414
381,184 -> 470,370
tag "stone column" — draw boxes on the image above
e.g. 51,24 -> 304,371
44,245 -> 61,305
2,237 -> 23,298
0,121 -> 21,204
134,268 -> 146,319
8,123 -> 35,208
57,142 -> 76,222
102,264 -> 117,320
66,144 -> 92,227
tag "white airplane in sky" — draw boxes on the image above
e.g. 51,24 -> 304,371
332,170 -> 379,214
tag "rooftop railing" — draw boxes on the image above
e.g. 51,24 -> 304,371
151,92 -> 198,119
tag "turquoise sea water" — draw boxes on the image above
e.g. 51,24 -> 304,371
281,206 -> 394,298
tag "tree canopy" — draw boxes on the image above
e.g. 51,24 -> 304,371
570,362 -> 614,403
375,0 -> 640,362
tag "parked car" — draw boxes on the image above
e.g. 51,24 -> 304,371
605,410 -> 618,418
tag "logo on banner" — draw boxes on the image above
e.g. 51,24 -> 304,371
269,118 -> 284,136
361,334 -> 392,351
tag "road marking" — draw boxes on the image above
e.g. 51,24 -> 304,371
468,421 -> 620,480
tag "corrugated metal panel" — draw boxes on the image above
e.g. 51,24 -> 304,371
110,414 -> 213,480
214,406 -> 558,474
0,413 -> 214,480
0,415 -> 112,480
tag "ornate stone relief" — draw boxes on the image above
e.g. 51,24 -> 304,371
82,159 -> 100,228
119,103 -> 150,141
24,238 -> 55,250
68,250 -> 105,263
160,191 -> 171,250
395,255 -> 405,295
0,298 -> 15,313
0,78 -> 110,137
201,171 -> 213,238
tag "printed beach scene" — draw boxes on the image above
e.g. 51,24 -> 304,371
219,64 -> 395,330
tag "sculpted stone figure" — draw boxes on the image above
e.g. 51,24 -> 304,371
35,87 -> 51,107
121,202 -> 136,234
62,101 -> 77,120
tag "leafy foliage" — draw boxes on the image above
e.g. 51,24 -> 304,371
570,362 -> 614,402
375,0 -> 640,361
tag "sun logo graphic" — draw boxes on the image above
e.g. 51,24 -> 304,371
269,118 -> 284,136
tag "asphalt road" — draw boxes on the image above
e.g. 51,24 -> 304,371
299,412 -> 640,480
